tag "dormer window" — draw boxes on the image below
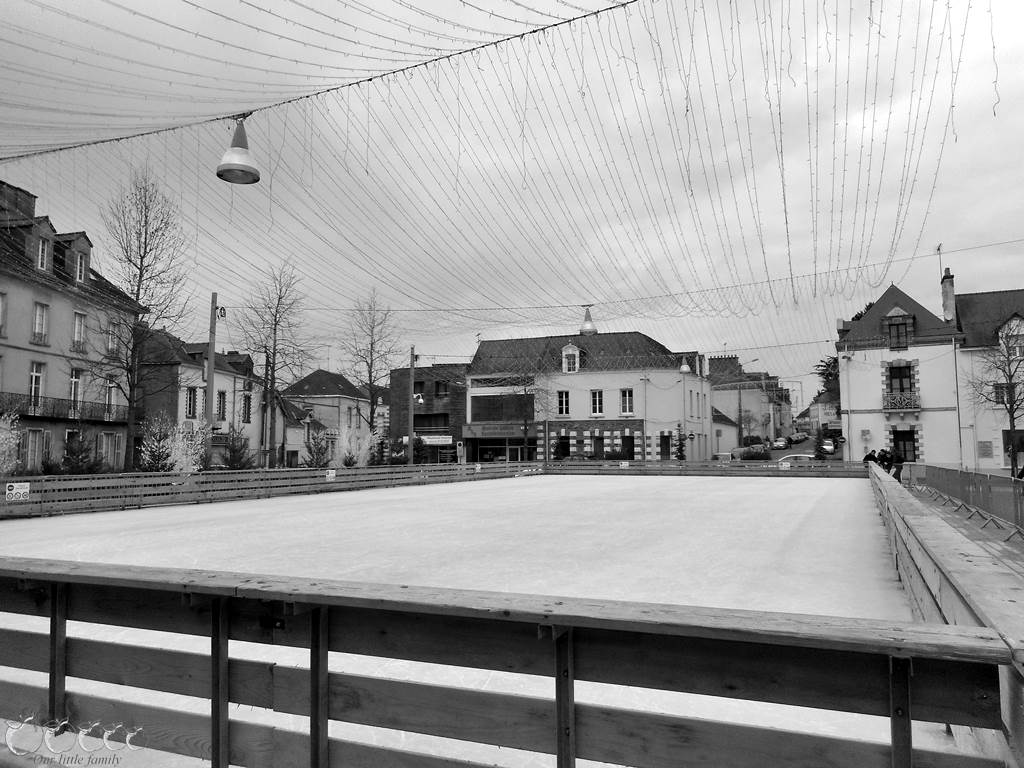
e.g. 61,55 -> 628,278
37,238 -> 50,270
562,343 -> 580,373
882,310 -> 914,350
75,253 -> 87,282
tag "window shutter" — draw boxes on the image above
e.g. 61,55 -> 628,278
43,431 -> 52,459
115,433 -> 123,468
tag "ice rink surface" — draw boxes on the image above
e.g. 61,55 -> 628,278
0,474 -> 972,767
0,474 -> 907,618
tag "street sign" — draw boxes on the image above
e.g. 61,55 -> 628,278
325,469 -> 336,481
5,482 -> 30,502
837,436 -> 847,443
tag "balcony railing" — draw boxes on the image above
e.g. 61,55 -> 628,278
0,391 -> 128,422
30,331 -> 48,345
882,391 -> 920,411
70,339 -> 87,353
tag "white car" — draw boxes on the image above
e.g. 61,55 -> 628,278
821,439 -> 835,454
777,454 -> 816,465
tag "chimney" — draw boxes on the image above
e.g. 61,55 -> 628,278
940,267 -> 956,323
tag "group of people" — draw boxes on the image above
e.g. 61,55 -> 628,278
862,448 -> 906,482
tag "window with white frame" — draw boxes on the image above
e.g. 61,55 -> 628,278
242,393 -> 252,423
69,369 -> 83,407
216,390 -> 227,421
590,389 -> 603,416
557,390 -> 569,416
994,382 -> 1015,405
347,406 -> 353,428
185,387 -> 198,419
72,312 -> 87,351
105,379 -> 116,411
562,344 -> 580,374
32,303 -> 49,344
37,238 -> 50,270
29,362 -> 44,406
25,429 -> 49,471
106,323 -> 119,355
99,432 -> 119,467
76,253 -> 87,282
620,388 -> 634,415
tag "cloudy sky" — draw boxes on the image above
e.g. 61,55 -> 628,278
1,0 -> 1021,408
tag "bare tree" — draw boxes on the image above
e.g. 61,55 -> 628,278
340,289 -> 401,433
90,167 -> 189,470
966,319 -> 1024,477
238,263 -> 313,467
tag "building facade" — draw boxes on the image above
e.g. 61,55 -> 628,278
0,180 -> 143,472
282,369 -> 372,464
709,356 -> 794,446
389,363 -> 468,463
463,313 -> 713,462
139,330 -> 264,466
837,269 -> 1024,473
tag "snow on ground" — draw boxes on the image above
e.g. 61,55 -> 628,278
0,475 -> 974,766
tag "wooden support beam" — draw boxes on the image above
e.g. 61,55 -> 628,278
890,656 -> 913,768
554,626 -> 575,768
211,597 -> 230,768
48,582 -> 67,723
310,606 -> 329,768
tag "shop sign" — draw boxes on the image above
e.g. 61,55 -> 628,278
462,423 -> 537,439
421,435 -> 453,446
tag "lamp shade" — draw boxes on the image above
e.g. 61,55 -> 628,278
217,120 -> 260,184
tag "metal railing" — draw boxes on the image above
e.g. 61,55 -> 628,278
908,463 -> 1024,529
0,391 -> 128,422
882,391 -> 921,410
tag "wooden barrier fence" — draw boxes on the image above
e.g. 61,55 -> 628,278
0,556 -> 1013,768
0,462 -> 543,518
1,460 -> 863,519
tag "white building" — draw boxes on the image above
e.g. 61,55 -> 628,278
836,269 -> 1024,474
465,311 -> 713,462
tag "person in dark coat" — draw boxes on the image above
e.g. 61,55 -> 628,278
877,449 -> 892,472
891,451 -> 905,483
862,449 -> 877,466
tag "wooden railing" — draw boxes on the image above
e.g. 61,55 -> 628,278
0,556 -> 1011,768
545,459 -> 867,478
0,462 -> 542,518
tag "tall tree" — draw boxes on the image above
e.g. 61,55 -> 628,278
94,167 -> 189,470
340,289 -> 401,434
239,263 -> 313,467
814,355 -> 840,398
965,319 -> 1024,478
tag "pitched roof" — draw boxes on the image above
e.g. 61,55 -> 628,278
471,331 -> 684,375
282,369 -> 366,400
145,330 -> 257,377
837,283 -> 956,347
955,290 -> 1024,347
277,394 -> 326,429
712,407 -> 737,426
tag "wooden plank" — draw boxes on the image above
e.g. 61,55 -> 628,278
554,627 -> 576,767
310,606 -> 329,768
574,703 -> 1001,768
272,667 -> 554,753
889,656 -> 913,768
48,582 -> 67,722
576,628 -> 1002,729
211,596 -> 230,768
0,558 -> 1011,664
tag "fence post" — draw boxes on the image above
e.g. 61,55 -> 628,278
48,582 -> 67,723
211,597 -> 230,768
553,626 -> 576,768
889,656 -> 913,768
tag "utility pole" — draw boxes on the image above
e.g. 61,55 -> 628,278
407,345 -> 416,466
206,293 -> 218,458
737,385 -> 743,446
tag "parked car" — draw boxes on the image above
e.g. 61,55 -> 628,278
771,437 -> 788,450
789,432 -> 808,443
777,454 -> 816,466
821,439 -> 836,455
731,444 -> 771,460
